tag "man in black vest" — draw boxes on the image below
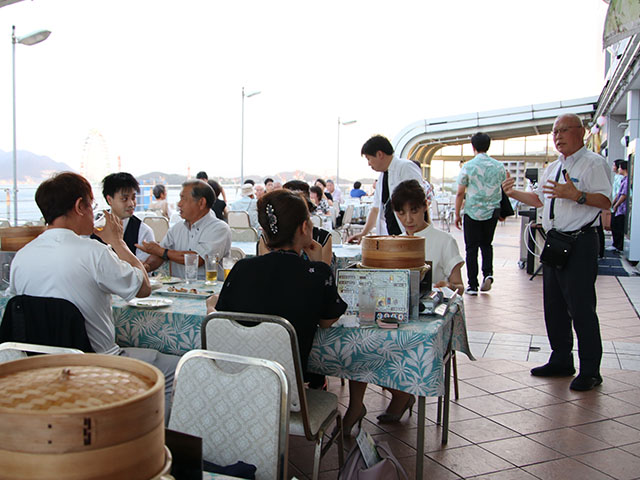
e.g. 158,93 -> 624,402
93,173 -> 155,262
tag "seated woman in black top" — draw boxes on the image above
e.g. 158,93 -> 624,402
257,180 -> 333,265
208,179 -> 228,221
207,189 -> 347,374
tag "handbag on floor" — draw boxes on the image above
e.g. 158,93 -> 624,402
338,436 -> 408,480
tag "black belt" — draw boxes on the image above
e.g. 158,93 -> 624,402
559,226 -> 597,235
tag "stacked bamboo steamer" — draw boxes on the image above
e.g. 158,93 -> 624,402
361,235 -> 425,269
0,354 -> 169,480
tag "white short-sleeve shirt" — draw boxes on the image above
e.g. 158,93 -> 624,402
412,224 -> 464,285
161,210 -> 232,279
8,228 -> 144,354
536,147 -> 612,232
373,156 -> 427,235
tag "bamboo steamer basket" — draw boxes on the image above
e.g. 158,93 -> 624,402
0,226 -> 45,251
361,235 -> 425,269
0,354 -> 167,480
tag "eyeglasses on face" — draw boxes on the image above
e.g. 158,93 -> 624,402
552,126 -> 582,136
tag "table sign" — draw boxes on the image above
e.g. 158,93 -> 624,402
337,268 -> 411,323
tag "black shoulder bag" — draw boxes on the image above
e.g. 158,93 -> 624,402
539,166 -> 599,269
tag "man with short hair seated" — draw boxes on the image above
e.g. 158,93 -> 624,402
7,172 -> 180,415
92,172 -> 155,262
138,180 -> 232,279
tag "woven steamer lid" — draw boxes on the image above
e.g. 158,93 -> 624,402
361,235 -> 425,269
0,354 -> 167,480
0,365 -> 154,412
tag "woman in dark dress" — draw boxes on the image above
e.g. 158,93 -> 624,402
207,179 -> 228,221
207,189 -> 347,374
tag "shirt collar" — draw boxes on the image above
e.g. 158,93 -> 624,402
183,210 -> 214,231
559,146 -> 587,168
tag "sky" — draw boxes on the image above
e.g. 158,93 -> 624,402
0,0 -> 609,184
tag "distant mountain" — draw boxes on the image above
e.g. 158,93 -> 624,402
137,169 -> 376,187
0,150 -> 75,184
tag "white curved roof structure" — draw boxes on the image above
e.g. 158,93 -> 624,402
393,96 -> 599,164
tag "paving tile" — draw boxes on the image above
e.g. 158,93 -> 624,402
448,417 -> 520,444
496,387 -> 566,409
527,427 -> 611,456
479,436 -> 562,466
615,413 -> 640,430
621,442 -> 640,458
571,395 -> 640,418
522,457 -> 615,480
387,425 -> 470,452
573,419 -> 640,446
531,402 -> 607,427
489,410 -> 558,435
427,444 -> 513,478
463,374 -> 527,394
455,394 -> 523,417
395,453 -> 463,480
465,468 -> 539,479
575,447 -> 640,480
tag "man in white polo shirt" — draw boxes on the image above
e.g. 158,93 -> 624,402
8,172 -> 179,415
138,180 -> 232,278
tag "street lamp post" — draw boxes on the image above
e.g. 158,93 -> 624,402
12,25 -> 51,226
336,117 -> 357,189
240,87 -> 261,185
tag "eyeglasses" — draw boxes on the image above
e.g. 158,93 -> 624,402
552,126 -> 582,136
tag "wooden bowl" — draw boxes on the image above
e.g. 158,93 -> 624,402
0,354 -> 166,480
0,226 -> 45,251
361,235 -> 425,269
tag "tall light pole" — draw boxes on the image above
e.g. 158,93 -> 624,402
240,87 -> 261,185
336,117 -> 356,189
12,25 -> 51,226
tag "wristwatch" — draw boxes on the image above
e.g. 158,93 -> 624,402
576,191 -> 587,205
162,248 -> 169,260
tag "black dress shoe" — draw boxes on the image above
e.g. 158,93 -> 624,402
570,374 -> 603,391
530,363 -> 576,377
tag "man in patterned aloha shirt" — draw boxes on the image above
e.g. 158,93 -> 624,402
455,132 -> 506,295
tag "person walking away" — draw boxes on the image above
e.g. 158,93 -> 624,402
455,132 -> 506,295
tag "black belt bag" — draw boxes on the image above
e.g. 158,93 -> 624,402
540,229 -> 577,269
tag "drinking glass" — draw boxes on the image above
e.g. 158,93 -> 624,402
94,211 -> 106,231
222,256 -> 236,280
184,253 -> 199,284
204,254 -> 219,285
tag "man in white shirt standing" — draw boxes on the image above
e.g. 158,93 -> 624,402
348,135 -> 428,242
139,180 -> 232,279
8,172 -> 179,415
92,172 -> 155,262
503,114 -> 612,391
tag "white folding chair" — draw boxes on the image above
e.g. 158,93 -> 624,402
228,211 -> 252,229
229,246 -> 246,262
231,227 -> 259,242
143,216 -> 170,242
0,342 -> 84,363
336,205 -> 354,241
330,229 -> 343,245
168,350 -> 289,480
310,215 -> 323,228
202,312 -> 344,480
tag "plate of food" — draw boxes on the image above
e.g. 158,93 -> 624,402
153,275 -> 182,285
156,285 -> 215,299
128,298 -> 173,309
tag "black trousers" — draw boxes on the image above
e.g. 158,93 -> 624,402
463,213 -> 499,289
611,214 -> 625,251
542,229 -> 602,375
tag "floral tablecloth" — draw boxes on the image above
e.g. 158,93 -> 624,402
0,289 -> 472,398
308,297 -> 472,397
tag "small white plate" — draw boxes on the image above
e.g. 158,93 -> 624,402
128,298 -> 173,309
155,276 -> 182,285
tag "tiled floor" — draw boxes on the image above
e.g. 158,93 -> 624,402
287,218 -> 640,479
